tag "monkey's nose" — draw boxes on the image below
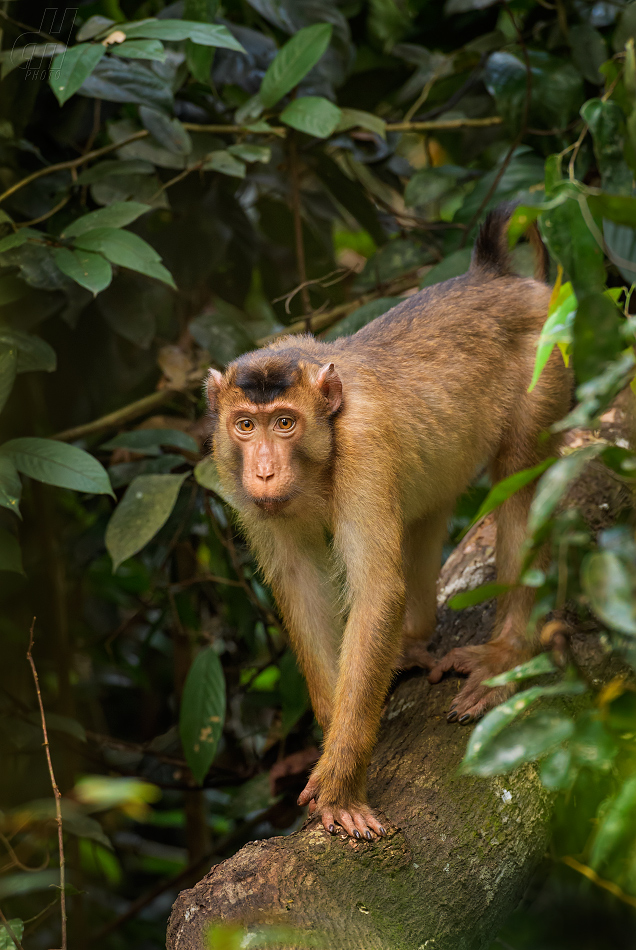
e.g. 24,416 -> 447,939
255,468 -> 275,482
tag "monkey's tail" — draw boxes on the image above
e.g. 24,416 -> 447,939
470,202 -> 549,283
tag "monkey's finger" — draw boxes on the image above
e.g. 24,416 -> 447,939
298,776 -> 320,806
308,799 -> 317,815
321,809 -> 338,835
428,647 -> 478,684
362,810 -> 387,837
332,808 -> 358,838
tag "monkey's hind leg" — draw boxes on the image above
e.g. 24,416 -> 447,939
428,355 -> 569,723
396,510 -> 450,672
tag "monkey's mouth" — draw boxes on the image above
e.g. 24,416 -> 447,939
253,495 -> 293,515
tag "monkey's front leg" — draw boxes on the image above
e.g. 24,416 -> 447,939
299,528 -> 405,839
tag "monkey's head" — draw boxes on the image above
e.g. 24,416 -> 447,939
206,350 -> 342,517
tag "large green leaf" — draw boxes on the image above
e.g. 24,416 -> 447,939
569,23 -> 607,85
462,458 -> 556,537
139,107 -> 192,155
462,678 -> 587,773
111,40 -> 166,62
573,292 -> 624,385
102,428 -> 198,456
105,472 -> 188,571
336,108 -> 386,139
202,150 -> 246,178
528,282 -> 576,393
179,645 -> 226,785
483,652 -> 557,687
0,344 -> 17,414
0,328 -> 56,374
53,247 -> 113,295
0,229 -> 43,254
582,550 -> 636,636
581,98 -> 632,194
259,23 -> 333,109
61,201 -> 151,238
461,710 -> 575,777
50,43 -> 106,105
0,919 -> 24,950
120,19 -> 245,51
0,438 -> 113,495
0,456 -> 21,517
448,582 -> 510,609
280,96 -> 341,138
0,527 -> 24,575
73,228 -> 176,288
540,197 -> 606,295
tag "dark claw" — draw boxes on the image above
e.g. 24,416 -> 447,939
449,703 -> 457,711
365,830 -> 373,841
328,824 -> 335,834
459,713 -> 471,724
447,710 -> 458,722
379,826 -> 386,837
354,830 -> 361,839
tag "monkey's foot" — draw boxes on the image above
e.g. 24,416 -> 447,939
298,777 -> 387,839
428,641 -> 531,724
395,641 -> 435,671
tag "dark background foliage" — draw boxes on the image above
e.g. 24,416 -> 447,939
1,0 -> 636,947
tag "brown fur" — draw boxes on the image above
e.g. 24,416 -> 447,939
206,209 -> 571,839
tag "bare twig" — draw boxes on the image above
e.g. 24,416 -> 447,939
273,267 -> 352,314
463,3 -> 532,242
0,908 -> 24,950
387,116 -> 502,132
52,388 -> 181,443
561,855 -> 636,910
16,195 -> 70,229
26,619 -> 67,950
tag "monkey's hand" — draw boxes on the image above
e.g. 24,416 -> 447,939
428,640 -> 532,724
298,778 -> 387,840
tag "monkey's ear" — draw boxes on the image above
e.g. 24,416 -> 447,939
206,368 -> 224,411
315,362 -> 342,414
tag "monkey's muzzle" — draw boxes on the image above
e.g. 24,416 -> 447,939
253,495 -> 292,515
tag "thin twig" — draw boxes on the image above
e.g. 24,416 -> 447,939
561,855 -> 636,909
26,619 -> 67,950
0,8 -> 59,43
0,908 -> 24,950
16,195 -> 70,229
463,3 -> 532,242
273,267 -> 352,314
387,116 -> 502,132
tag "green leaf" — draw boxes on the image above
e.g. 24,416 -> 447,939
0,344 -> 17,414
193,456 -> 235,507
573,292 -> 624,385
569,24 -> 608,85
0,919 -> 24,950
448,582 -> 510,609
61,201 -> 151,238
259,23 -> 333,109
335,108 -> 386,139
105,472 -> 187,570
582,550 -> 636,636
111,39 -> 166,62
0,527 -> 24,575
528,282 -> 576,392
581,98 -> 632,195
0,456 -> 21,517
590,776 -> 636,870
280,96 -> 341,138
73,228 -> 176,287
0,328 -> 56,374
77,159 -> 155,184
571,713 -> 618,770
461,710 -> 575,777
185,40 -> 214,84
139,106 -> 192,155
463,458 -> 556,536
50,43 -> 106,106
462,679 -> 587,771
121,19 -> 245,52
0,437 -> 113,495
179,645 -> 226,785
227,144 -> 271,164
0,228 -> 43,254
77,16 -> 115,42
53,247 -> 113,295
102,428 -> 198,456
484,652 -> 557,687
588,193 -> 636,227
202,150 -> 246,178
540,197 -> 606,296
528,444 -> 605,536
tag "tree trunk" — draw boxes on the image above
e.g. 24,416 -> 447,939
167,404 -> 632,950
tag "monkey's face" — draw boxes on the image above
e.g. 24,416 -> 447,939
206,358 -> 342,517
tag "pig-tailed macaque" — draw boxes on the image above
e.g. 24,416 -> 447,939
206,206 -> 571,840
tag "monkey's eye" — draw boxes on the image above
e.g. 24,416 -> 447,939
276,417 -> 295,431
236,419 -> 255,433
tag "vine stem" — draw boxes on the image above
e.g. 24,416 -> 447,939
0,908 -> 24,950
26,618 -> 67,950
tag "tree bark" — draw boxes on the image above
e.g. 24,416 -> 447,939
167,403 -> 632,950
